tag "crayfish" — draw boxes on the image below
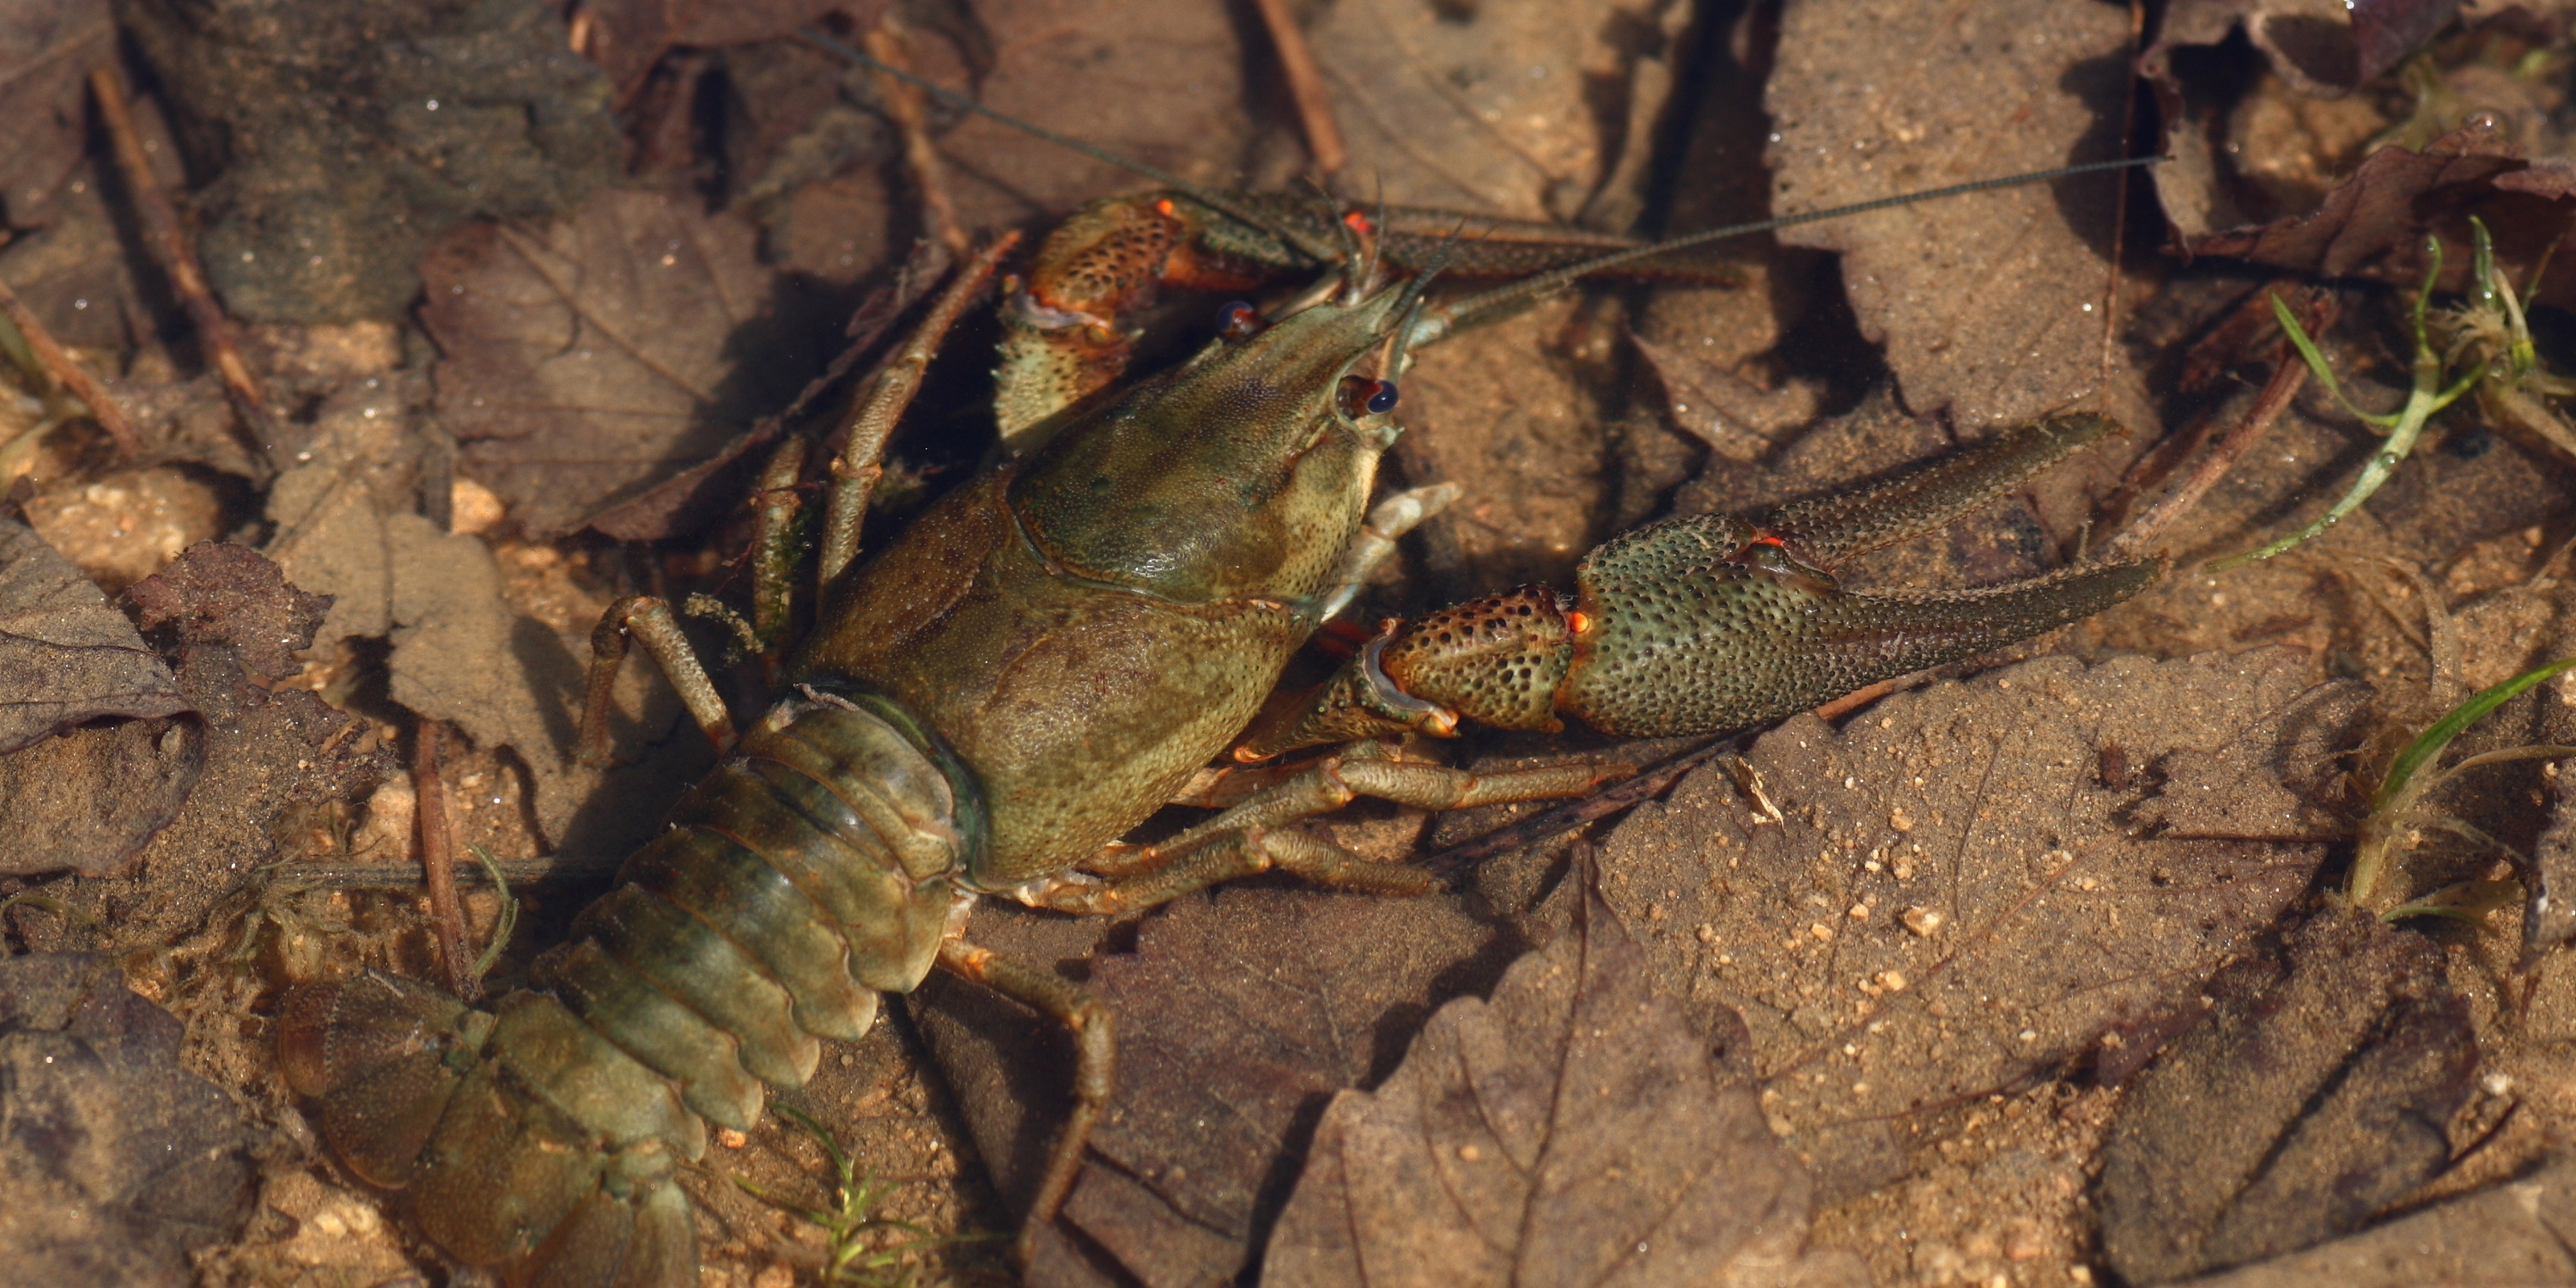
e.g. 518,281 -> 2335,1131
276,52 -> 2165,1287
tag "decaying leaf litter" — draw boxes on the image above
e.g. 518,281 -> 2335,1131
5,0 -> 2576,1284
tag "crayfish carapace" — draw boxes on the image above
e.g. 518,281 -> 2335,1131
279,74 -> 2166,1288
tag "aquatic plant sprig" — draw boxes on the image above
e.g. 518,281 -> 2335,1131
732,1104 -> 998,1285
2210,234 -> 2483,573
2354,654 -> 2576,911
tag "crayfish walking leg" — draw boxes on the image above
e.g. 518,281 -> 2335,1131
1026,738 -> 1619,916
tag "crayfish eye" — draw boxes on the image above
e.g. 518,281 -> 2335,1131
1216,301 -> 1262,340
1336,376 -> 1400,418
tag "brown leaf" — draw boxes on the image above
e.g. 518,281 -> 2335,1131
2148,0 -> 2464,102
1310,0 -> 1664,220
1621,1 -> 1826,511
2172,1154 -> 2576,1286
124,541 -> 331,683
1261,872 -> 1868,1288
921,0 -> 1258,228
2352,0 -> 2470,87
1394,297 -> 1607,598
52,609 -> 391,955
584,238 -> 952,542
0,517 -> 188,756
0,953 -> 256,1286
914,886 -> 1510,1286
580,0 -> 881,100
123,0 -> 621,323
1765,0 -> 2157,439
425,189 -> 801,537
381,514 -> 665,850
0,170 -> 161,355
1630,329 -> 1820,464
0,715 -> 203,878
2182,126 -> 2525,279
0,0 -> 111,230
2099,908 -> 2477,1283
2123,677 -> 2364,840
1594,650 -> 2355,1199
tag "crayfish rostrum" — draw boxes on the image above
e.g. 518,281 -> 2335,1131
279,161 -> 2162,1288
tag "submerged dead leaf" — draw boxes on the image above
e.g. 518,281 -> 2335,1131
0,0 -> 111,230
1396,296 -> 1607,598
579,0 -> 880,100
1262,870 -> 1867,1288
382,514 -> 665,850
425,188 -> 798,537
584,238 -> 953,542
2153,0 -> 2464,100
0,517 -> 187,756
2099,908 -> 2476,1284
0,542 -> 346,878
1595,650 -> 2358,1199
0,711 -> 200,878
0,953 -> 256,1286
2175,1155 -> 2576,1287
920,0 -> 1256,229
916,886 -> 1510,1286
2181,125 -> 2529,286
124,541 -> 331,683
1766,0 -> 2155,440
1310,0 -> 1662,220
53,555 -> 390,954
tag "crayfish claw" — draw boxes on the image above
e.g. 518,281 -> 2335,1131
1765,413 -> 2122,568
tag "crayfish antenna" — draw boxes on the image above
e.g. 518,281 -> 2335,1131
1406,155 -> 2166,353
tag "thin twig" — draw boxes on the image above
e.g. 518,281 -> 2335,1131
1421,734 -> 1743,877
1252,0 -> 1346,177
88,66 -> 272,452
287,854 -> 625,889
413,721 -> 477,1001
864,18 -> 969,257
0,270 -> 141,458
2105,292 -> 2331,562
2099,0 -> 2145,387
1815,678 -> 1898,723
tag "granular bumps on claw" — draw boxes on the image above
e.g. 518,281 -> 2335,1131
1378,586 -> 1577,731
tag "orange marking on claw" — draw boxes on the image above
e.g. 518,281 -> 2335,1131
1155,197 -> 1176,216
1567,611 -> 1591,635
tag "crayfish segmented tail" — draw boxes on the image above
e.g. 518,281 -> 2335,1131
283,688 -> 972,1285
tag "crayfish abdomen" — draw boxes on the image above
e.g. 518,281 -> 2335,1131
283,691 -> 970,1285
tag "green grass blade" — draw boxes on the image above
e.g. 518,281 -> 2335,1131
2207,410 -> 2433,572
2374,657 -> 2576,811
466,845 -> 519,982
2269,291 -> 2403,430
